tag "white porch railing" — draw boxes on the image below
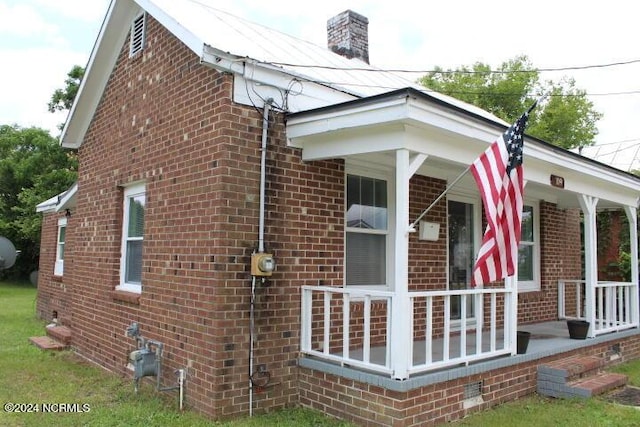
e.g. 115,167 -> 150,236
301,286 -> 514,379
300,286 -> 394,375
407,288 -> 513,375
558,279 -> 639,335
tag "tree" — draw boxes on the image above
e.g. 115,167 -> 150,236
48,65 -> 84,113
0,125 -> 77,279
419,55 -> 602,150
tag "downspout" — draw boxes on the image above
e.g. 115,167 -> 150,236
258,99 -> 273,253
250,98 -> 273,417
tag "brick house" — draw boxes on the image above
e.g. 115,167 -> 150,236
35,0 -> 640,425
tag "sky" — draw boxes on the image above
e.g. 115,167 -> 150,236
1,0 -> 639,170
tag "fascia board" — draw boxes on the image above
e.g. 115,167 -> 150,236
201,46 -> 357,111
55,183 -> 78,212
525,141 -> 640,192
287,93 -> 640,206
137,0 -> 204,56
35,197 -> 58,213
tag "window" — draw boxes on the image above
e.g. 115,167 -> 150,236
119,183 -> 145,293
54,217 -> 67,276
345,173 -> 388,287
129,12 -> 146,57
518,202 -> 540,291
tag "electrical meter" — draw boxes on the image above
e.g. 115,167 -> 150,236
251,253 -> 275,276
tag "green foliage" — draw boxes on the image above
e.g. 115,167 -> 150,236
419,55 -> 602,150
0,126 -> 77,279
47,65 -> 84,113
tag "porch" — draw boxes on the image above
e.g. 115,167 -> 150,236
299,317 -> 640,393
300,280 -> 639,380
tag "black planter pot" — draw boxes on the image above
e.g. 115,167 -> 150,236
516,331 -> 531,354
567,320 -> 590,339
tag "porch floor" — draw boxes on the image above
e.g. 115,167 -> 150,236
301,320 -> 639,393
353,320 -> 632,367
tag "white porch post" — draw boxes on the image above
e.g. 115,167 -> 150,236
578,195 -> 599,338
624,206 -> 639,326
390,149 -> 421,380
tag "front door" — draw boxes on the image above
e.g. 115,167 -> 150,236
448,199 -> 476,320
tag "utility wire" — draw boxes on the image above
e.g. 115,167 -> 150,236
267,58 -> 640,75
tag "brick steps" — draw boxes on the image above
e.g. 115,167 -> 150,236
537,355 -> 627,399
29,325 -> 72,351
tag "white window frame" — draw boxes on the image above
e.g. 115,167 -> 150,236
344,162 -> 394,290
518,200 -> 540,292
118,182 -> 145,293
54,217 -> 67,276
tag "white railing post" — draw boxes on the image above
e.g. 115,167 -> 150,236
301,288 -> 311,351
558,280 -> 565,319
505,275 -> 518,355
579,195 -> 599,338
343,293 -> 350,360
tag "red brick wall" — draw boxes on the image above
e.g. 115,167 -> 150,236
36,212 -> 72,325
57,14 -> 347,420
408,175 -> 447,289
518,202 -> 582,324
598,210 -> 625,281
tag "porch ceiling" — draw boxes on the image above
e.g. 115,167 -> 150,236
287,89 -> 640,210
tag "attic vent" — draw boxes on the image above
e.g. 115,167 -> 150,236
129,12 -> 146,57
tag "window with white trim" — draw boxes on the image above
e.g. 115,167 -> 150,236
54,217 -> 67,276
119,183 -> 145,293
345,173 -> 389,287
518,202 -> 540,291
129,12 -> 146,57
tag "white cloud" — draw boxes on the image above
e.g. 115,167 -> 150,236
0,47 -> 84,134
0,3 -> 60,39
31,0 -> 110,22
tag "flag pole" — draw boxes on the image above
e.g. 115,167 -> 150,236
409,95 -> 544,233
409,165 -> 471,230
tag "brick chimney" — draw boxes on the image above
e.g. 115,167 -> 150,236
327,10 -> 369,64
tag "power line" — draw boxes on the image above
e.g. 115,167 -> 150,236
267,58 -> 640,75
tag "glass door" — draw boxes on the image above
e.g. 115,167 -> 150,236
448,199 -> 476,320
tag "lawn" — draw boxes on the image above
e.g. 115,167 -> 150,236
0,281 -> 350,427
1,280 -> 639,427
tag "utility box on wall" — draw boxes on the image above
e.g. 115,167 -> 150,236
419,221 -> 440,241
251,253 -> 275,276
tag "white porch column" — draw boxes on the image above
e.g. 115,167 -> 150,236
390,149 -> 411,380
624,206 -> 639,326
578,195 -> 599,338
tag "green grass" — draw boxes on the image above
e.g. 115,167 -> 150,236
610,357 -> 640,387
0,281 -> 349,427
451,395 -> 640,426
2,280 -> 640,427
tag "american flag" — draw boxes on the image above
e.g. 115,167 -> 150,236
470,108 -> 533,286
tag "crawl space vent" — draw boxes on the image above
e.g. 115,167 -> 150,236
463,381 -> 484,409
464,381 -> 482,399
